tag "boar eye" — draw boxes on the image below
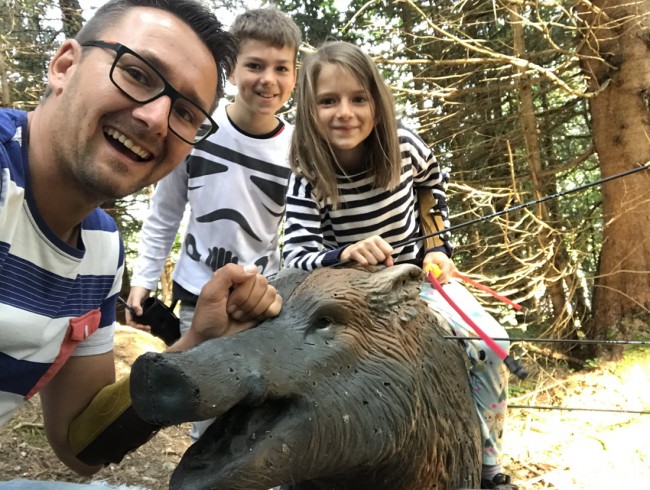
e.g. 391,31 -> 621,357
313,316 -> 333,330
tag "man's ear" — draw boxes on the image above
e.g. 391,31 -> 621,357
48,39 -> 82,95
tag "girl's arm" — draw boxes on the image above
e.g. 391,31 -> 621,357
282,173 -> 348,270
341,235 -> 394,267
400,126 -> 455,281
418,185 -> 456,283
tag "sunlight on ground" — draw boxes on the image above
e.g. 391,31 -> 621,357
505,350 -> 650,489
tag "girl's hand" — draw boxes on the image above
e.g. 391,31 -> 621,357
423,251 -> 457,284
341,235 -> 394,267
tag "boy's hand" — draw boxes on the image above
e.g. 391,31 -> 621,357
341,235 -> 394,267
169,264 -> 281,351
126,286 -> 152,332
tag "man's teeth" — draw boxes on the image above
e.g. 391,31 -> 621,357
106,128 -> 151,160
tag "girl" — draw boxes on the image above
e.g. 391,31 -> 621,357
283,41 -> 517,490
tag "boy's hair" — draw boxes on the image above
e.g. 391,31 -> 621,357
290,41 -> 401,207
229,8 -> 302,61
73,0 -> 237,104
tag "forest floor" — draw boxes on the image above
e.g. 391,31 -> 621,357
0,324 -> 648,489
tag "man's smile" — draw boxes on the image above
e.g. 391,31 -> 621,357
104,127 -> 152,161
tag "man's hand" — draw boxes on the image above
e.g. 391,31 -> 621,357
169,264 -> 281,351
423,251 -> 457,284
126,286 -> 152,331
340,235 -> 394,267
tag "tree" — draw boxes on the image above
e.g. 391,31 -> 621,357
276,0 -> 645,359
58,0 -> 83,38
578,0 -> 650,356
0,0 -> 62,108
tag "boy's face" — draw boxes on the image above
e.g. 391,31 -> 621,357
228,39 -> 296,122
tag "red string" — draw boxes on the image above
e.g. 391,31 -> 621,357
426,271 -> 509,362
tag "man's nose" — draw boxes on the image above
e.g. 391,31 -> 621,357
132,95 -> 171,137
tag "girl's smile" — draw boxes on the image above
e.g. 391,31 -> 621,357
315,64 -> 375,170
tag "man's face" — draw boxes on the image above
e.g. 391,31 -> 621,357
46,7 -> 219,200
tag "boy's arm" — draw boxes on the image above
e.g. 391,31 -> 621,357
131,162 -> 190,291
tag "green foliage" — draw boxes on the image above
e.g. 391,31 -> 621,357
275,0 -> 347,47
584,357 -> 603,369
6,0 -> 633,347
11,421 -> 47,446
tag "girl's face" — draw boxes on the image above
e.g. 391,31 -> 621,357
315,63 -> 375,170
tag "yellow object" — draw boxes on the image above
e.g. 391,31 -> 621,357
416,188 -> 447,250
424,264 -> 442,278
69,376 -> 131,456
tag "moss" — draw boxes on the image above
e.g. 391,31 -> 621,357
12,423 -> 48,447
612,343 -> 650,379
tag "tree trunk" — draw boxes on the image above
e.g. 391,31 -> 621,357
58,0 -> 83,38
0,46 -> 10,107
511,5 -> 577,332
579,0 -> 650,356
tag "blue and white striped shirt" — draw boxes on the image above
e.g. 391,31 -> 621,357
0,109 -> 122,425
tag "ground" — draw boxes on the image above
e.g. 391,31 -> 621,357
0,325 -> 648,489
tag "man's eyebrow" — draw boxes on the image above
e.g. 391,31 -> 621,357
142,50 -> 212,110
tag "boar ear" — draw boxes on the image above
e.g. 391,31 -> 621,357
365,264 -> 423,305
271,268 -> 311,300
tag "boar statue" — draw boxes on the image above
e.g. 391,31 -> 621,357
130,264 -> 481,490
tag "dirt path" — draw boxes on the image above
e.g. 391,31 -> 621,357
506,346 -> 650,488
1,326 -> 648,489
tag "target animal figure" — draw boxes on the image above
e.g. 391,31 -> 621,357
130,265 -> 482,490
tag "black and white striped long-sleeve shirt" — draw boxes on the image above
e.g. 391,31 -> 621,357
283,125 -> 451,271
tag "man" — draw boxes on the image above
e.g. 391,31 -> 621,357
0,0 -> 281,484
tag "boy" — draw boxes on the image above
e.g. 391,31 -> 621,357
128,6 -> 300,327
126,8 -> 301,439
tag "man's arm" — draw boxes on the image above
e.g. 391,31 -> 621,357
39,351 -> 116,476
59,264 -> 281,471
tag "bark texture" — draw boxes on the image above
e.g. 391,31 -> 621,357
579,0 -> 650,348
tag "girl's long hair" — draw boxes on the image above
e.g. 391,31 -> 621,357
290,41 -> 401,207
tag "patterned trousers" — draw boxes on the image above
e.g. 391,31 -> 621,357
419,280 -> 510,466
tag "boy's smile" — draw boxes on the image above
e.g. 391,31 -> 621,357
227,39 -> 296,134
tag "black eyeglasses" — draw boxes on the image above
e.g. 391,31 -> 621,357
81,40 -> 217,145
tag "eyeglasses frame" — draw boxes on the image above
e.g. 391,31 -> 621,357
81,40 -> 218,145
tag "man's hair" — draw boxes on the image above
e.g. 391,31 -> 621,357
229,8 -> 301,61
75,0 -> 237,102
290,41 -> 401,208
